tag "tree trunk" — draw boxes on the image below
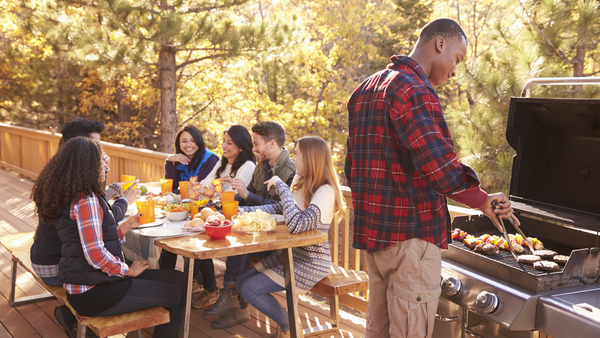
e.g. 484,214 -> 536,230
572,44 -> 586,97
158,45 -> 178,153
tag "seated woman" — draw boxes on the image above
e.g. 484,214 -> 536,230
162,125 -> 220,305
192,125 -> 256,310
165,124 -> 219,194
237,136 -> 346,338
198,124 -> 256,190
31,137 -> 184,338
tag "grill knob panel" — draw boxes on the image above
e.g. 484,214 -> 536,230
476,291 -> 499,314
441,276 -> 462,296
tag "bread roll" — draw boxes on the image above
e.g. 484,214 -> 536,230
216,213 -> 226,221
200,208 -> 215,220
189,219 -> 203,228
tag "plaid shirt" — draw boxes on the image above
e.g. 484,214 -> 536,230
65,193 -> 128,294
345,56 -> 485,253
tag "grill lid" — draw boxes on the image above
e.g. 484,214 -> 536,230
506,97 -> 600,231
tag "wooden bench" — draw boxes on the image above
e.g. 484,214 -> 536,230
1,232 -> 170,338
304,264 -> 369,336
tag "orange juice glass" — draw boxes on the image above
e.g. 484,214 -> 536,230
221,190 -> 235,202
160,179 -> 173,195
121,175 -> 136,190
222,201 -> 239,220
179,181 -> 191,199
136,200 -> 156,224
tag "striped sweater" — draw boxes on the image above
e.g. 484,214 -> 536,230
241,176 -> 334,294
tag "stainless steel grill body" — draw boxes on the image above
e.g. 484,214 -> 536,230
433,81 -> 600,338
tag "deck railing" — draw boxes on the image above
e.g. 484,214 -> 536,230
0,123 -> 478,313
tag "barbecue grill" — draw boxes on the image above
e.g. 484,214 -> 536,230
432,78 -> 600,338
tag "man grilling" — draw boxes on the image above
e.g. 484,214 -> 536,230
345,18 -> 519,338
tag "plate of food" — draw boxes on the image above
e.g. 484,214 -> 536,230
270,214 -> 285,224
138,228 -> 185,237
233,210 -> 277,234
119,219 -> 164,228
182,219 -> 205,232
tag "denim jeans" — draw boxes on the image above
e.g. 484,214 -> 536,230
237,267 -> 288,330
41,275 -> 63,287
159,250 -> 217,292
224,251 -> 272,286
95,269 -> 185,338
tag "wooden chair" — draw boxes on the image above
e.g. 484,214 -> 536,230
305,264 -> 369,336
1,232 -> 170,338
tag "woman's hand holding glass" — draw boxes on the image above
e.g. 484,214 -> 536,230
119,213 -> 142,235
127,260 -> 150,277
227,177 -> 249,199
166,153 -> 190,165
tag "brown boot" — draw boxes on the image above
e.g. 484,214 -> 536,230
269,326 -> 290,338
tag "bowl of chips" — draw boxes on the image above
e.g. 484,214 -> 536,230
233,210 -> 277,233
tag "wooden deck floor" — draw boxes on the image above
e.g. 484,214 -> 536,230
0,169 -> 366,338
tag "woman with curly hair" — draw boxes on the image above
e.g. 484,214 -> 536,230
236,136 -> 347,338
32,137 -> 184,338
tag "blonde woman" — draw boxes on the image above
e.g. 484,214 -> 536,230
236,136 -> 346,338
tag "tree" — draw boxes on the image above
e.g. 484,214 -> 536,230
517,0 -> 600,96
54,0 -> 293,152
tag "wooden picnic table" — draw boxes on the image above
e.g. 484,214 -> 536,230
155,224 -> 328,338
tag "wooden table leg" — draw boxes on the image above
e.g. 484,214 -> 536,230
180,257 -> 194,338
282,247 -> 302,338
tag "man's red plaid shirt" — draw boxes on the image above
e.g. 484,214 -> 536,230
345,56 -> 487,253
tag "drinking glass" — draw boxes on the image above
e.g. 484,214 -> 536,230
121,175 -> 136,190
136,200 -> 156,224
179,181 -> 191,199
160,179 -> 173,195
222,201 -> 239,220
221,190 -> 235,202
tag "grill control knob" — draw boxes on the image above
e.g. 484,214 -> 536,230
441,276 -> 462,296
476,291 -> 499,314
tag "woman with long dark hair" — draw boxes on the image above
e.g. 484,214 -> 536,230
199,124 -> 256,190
165,125 -> 219,193
32,137 -> 184,338
162,124 -> 220,308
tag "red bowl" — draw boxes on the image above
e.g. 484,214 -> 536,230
204,224 -> 232,240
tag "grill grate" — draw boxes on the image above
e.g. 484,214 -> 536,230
449,239 -> 566,277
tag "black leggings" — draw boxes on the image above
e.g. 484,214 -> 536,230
159,250 -> 217,292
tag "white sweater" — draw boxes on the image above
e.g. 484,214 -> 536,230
199,160 -> 255,193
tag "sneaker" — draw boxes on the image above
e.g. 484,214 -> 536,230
192,289 -> 218,309
269,326 -> 291,338
211,308 -> 249,329
203,285 -> 240,316
54,306 -> 77,338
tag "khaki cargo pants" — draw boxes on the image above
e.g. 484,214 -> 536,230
365,238 -> 441,338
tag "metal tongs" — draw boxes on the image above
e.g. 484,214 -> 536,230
491,201 -> 535,259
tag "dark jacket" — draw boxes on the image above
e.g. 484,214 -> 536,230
56,195 -> 127,286
164,153 -> 219,194
31,197 -> 127,267
241,147 -> 296,206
